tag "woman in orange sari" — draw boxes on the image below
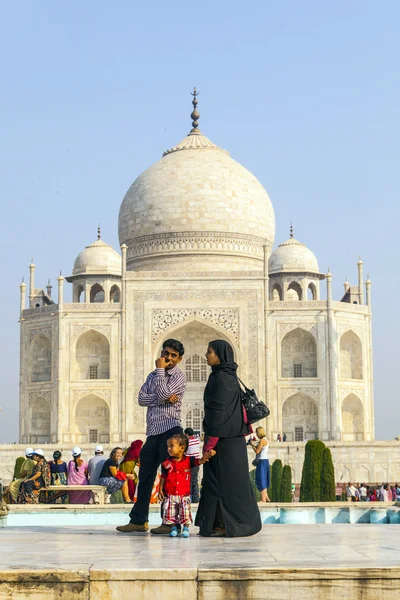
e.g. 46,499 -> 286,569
119,440 -> 143,501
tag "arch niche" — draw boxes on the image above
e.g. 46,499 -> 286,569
154,318 -> 237,415
340,330 -> 363,380
110,285 -> 120,303
75,394 -> 110,444
341,393 -> 364,441
30,396 -> 51,443
90,284 -> 104,303
307,282 -> 317,301
271,284 -> 282,301
75,330 -> 110,380
282,393 -> 318,442
281,328 -> 317,378
287,281 -> 302,301
30,334 -> 52,382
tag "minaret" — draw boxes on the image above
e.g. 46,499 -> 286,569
19,277 -> 27,313
343,278 -> 350,294
57,271 -> 65,307
365,274 -> 372,309
46,279 -> 52,298
357,257 -> 364,304
29,259 -> 35,306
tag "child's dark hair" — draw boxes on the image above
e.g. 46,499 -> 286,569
184,428 -> 194,436
169,433 -> 188,452
162,338 -> 185,357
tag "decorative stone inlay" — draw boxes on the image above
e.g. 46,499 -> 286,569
126,270 -> 266,279
280,387 -> 320,402
152,308 -> 239,342
29,390 -> 52,404
270,301 -> 327,309
340,388 -> 365,402
63,303 -> 120,311
278,322 -> 318,341
332,301 -> 368,313
337,322 -> 364,339
72,389 -> 111,403
71,324 -> 111,340
28,327 -> 52,343
131,289 -> 258,427
126,231 -> 266,261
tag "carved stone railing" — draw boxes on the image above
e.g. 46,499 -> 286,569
63,303 -> 121,311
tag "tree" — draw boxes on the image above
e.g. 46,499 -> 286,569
300,440 -> 325,502
271,459 -> 283,502
280,464 -> 293,502
320,447 -> 336,501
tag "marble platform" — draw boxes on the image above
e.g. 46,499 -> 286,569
1,524 -> 400,599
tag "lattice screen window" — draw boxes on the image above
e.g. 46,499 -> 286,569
295,427 -> 304,442
185,406 -> 205,434
89,429 -> 98,443
89,365 -> 98,379
293,363 -> 303,378
186,355 -> 208,383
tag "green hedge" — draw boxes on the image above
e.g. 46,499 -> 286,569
280,464 -> 292,502
300,440 -> 326,502
271,459 -> 283,502
320,447 -> 336,501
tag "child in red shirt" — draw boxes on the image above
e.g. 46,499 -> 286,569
159,433 -> 213,538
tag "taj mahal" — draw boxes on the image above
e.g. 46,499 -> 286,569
8,91 -> 399,484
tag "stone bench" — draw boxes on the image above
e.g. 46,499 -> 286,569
46,485 -> 106,504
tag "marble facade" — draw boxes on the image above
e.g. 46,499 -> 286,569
6,94 -> 397,485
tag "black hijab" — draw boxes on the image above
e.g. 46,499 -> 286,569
203,340 -> 248,438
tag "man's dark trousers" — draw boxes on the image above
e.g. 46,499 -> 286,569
129,426 -> 182,525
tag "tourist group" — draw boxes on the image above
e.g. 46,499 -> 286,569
5,339 -> 271,538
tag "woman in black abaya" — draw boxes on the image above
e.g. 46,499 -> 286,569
195,340 -> 262,537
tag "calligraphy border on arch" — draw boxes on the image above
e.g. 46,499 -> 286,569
28,327 -> 52,343
339,388 -> 365,402
71,324 -> 112,340
29,390 -> 52,404
72,389 -> 112,404
152,308 -> 239,343
278,322 -> 318,341
131,289 -> 258,428
280,387 -> 320,403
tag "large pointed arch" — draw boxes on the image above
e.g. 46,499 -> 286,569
281,327 -> 317,378
75,329 -> 110,380
74,394 -> 110,444
30,396 -> 51,443
30,334 -> 52,382
341,393 -> 364,441
340,330 -> 363,379
282,392 -> 318,442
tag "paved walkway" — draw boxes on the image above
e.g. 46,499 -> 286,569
1,523 -> 400,571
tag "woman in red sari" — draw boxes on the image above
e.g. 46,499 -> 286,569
119,440 -> 143,501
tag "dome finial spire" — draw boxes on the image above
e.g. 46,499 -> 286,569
190,87 -> 200,132
97,223 -> 101,240
290,222 -> 294,238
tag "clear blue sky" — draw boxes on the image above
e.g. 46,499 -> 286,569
0,1 -> 398,442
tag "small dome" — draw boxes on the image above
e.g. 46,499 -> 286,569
269,236 -> 320,275
72,238 -> 121,277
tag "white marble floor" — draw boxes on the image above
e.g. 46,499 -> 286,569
1,524 -> 400,572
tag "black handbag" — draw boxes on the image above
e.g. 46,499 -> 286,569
252,455 -> 261,467
238,377 -> 270,424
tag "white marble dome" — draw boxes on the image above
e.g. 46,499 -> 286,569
269,236 -> 320,275
118,128 -> 275,271
72,238 -> 121,277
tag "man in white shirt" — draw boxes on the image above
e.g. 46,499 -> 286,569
359,483 -> 367,501
88,445 -> 106,486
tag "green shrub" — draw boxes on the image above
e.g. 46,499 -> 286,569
300,440 -> 325,502
271,459 -> 283,502
320,447 -> 336,501
249,468 -> 261,501
280,465 -> 292,502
